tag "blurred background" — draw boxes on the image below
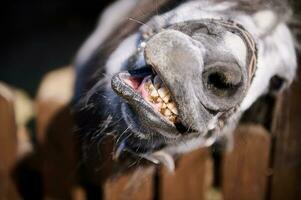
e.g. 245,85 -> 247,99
1,0 -> 112,97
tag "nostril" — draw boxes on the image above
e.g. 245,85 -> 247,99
202,64 -> 248,110
208,72 -> 239,90
204,66 -> 243,97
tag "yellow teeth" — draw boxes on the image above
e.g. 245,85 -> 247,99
164,109 -> 172,116
168,115 -> 177,123
146,75 -> 179,122
150,89 -> 159,98
156,98 -> 163,103
167,102 -> 175,109
167,102 -> 178,115
149,83 -> 155,91
170,108 -> 178,115
163,94 -> 171,103
158,87 -> 169,99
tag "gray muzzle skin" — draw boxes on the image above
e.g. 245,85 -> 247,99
143,19 -> 257,133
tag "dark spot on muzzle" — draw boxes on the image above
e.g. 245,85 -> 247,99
203,63 -> 243,98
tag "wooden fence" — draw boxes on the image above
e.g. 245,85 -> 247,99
0,63 -> 301,200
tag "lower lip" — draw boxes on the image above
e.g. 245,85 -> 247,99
112,72 -> 176,129
124,75 -> 162,115
121,103 -> 180,139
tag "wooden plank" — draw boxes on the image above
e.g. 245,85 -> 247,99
0,83 -> 20,199
41,106 -> 78,199
35,67 -> 79,199
160,148 -> 213,200
72,186 -> 87,200
222,125 -> 271,200
104,167 -> 155,200
36,67 -> 74,143
269,68 -> 301,200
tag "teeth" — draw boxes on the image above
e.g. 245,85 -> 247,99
148,83 -> 155,91
156,97 -> 163,103
168,115 -> 177,123
164,109 -> 172,116
158,87 -> 169,99
150,89 -> 159,98
146,76 -> 178,123
167,102 -> 178,115
167,102 -> 175,109
170,107 -> 178,115
163,94 -> 171,103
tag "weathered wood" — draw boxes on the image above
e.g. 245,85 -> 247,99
36,67 -> 79,199
269,68 -> 301,200
104,167 -> 155,200
72,186 -> 87,200
41,106 -> 78,199
36,67 -> 74,143
13,88 -> 34,159
0,83 -> 20,199
160,148 -> 213,200
222,125 -> 271,200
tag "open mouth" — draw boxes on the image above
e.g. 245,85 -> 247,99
112,66 -> 179,124
126,68 -> 179,123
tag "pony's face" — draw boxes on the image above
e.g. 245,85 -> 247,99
111,20 -> 256,156
74,1 -> 296,167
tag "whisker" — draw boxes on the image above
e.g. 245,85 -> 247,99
116,125 -> 132,144
128,17 -> 148,26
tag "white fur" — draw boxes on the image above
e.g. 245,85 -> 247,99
223,32 -> 247,67
240,23 -> 297,111
141,1 -> 236,32
253,10 -> 278,36
165,135 -> 217,155
75,0 -> 138,67
105,33 -> 140,78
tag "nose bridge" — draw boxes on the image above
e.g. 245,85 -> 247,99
144,29 -> 205,77
144,29 -> 210,131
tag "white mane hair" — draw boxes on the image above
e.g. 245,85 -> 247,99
75,0 -> 297,163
